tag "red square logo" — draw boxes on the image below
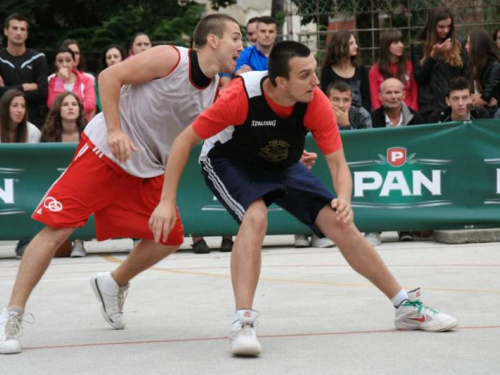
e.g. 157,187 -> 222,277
387,147 -> 407,167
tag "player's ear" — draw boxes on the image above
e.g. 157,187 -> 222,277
275,76 -> 287,89
207,33 -> 218,49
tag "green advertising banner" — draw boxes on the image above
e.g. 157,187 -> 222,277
1,120 -> 500,240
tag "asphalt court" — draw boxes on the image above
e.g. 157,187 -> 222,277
1,234 -> 499,374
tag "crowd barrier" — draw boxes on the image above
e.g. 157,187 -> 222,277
1,120 -> 500,240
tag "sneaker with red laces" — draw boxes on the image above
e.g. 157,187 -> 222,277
395,288 -> 458,332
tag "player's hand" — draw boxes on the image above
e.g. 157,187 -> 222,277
0,75 -> 4,87
331,197 -> 353,225
108,128 -> 138,163
488,97 -> 498,107
235,64 -> 252,76
149,200 -> 177,243
299,150 -> 318,169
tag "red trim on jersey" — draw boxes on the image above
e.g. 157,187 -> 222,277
161,46 -> 181,78
192,78 -> 342,155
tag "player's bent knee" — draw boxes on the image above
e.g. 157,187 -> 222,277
42,226 -> 75,245
243,208 -> 268,234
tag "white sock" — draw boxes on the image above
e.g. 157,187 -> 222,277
391,289 -> 408,308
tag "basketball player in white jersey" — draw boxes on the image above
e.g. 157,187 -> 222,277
0,14 -> 243,355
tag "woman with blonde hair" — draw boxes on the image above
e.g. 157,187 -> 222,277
369,29 -> 418,111
411,7 -> 467,120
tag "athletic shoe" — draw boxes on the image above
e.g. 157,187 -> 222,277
192,239 -> 210,254
310,234 -> 335,248
71,240 -> 87,257
364,232 -> 382,246
91,272 -> 129,330
395,288 -> 458,332
14,240 -> 29,260
294,234 -> 310,248
230,309 -> 262,356
220,238 -> 234,252
398,231 -> 414,242
0,308 -> 33,355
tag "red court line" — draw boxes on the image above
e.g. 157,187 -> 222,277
24,325 -> 500,351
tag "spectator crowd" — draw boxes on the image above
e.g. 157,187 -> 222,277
1,8 -> 500,255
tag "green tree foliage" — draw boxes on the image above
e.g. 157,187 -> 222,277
0,0 -> 204,50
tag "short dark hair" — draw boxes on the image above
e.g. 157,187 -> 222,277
447,76 -> 471,96
257,16 -> 277,27
54,45 -> 76,61
247,17 -> 260,26
193,14 -> 239,49
268,41 -> 311,86
4,13 -> 29,30
327,81 -> 352,96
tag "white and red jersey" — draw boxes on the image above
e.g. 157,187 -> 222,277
84,47 -> 219,178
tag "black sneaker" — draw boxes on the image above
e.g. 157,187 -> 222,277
192,239 -> 210,254
398,231 -> 414,242
15,240 -> 29,260
220,238 -> 234,252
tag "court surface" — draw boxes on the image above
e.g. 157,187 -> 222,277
1,233 -> 499,374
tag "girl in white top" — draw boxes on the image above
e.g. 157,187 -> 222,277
0,89 -> 40,144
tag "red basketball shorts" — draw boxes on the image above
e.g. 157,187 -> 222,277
32,137 -> 184,246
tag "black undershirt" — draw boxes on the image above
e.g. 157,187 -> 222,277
189,50 -> 212,88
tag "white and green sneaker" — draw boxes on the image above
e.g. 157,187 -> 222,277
229,309 -> 262,357
395,288 -> 458,332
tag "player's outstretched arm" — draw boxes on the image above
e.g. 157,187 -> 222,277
149,126 -> 204,243
325,149 -> 354,226
99,46 -> 181,163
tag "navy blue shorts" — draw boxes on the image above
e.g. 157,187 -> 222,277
200,158 -> 334,236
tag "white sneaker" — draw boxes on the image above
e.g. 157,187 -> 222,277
395,288 -> 458,332
310,234 -> 334,248
0,308 -> 33,355
364,232 -> 382,246
71,240 -> 87,257
294,234 -> 310,248
91,272 -> 129,330
230,309 -> 262,357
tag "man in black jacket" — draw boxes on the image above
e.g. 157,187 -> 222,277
371,78 -> 425,128
0,13 -> 48,128
428,76 -> 490,123
369,78 -> 424,245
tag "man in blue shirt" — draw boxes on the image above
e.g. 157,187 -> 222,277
234,16 -> 277,76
